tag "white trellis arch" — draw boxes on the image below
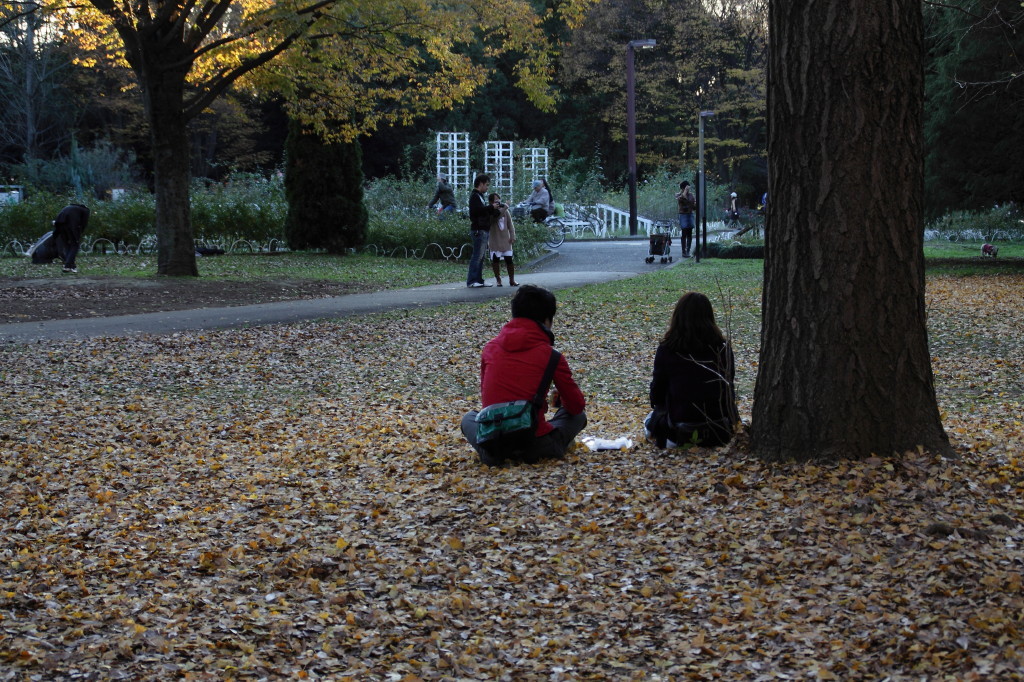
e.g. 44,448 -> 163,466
484,141 -> 515,201
436,132 -> 471,192
523,147 -> 549,184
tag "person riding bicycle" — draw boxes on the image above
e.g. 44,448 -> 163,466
526,179 -> 553,223
427,174 -> 457,216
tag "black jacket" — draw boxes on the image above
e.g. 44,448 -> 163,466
649,342 -> 739,425
54,204 -> 90,245
430,181 -> 456,208
469,190 -> 497,231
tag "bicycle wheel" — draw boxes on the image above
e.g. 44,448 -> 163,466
545,219 -> 566,248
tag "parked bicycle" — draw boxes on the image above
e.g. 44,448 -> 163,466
544,216 -> 566,248
513,201 -> 567,248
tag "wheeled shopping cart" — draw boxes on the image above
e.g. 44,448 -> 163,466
645,233 -> 673,264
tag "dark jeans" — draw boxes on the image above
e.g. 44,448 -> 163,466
462,407 -> 587,466
644,408 -> 733,448
56,234 -> 80,269
466,229 -> 488,285
678,213 -> 695,256
681,228 -> 693,256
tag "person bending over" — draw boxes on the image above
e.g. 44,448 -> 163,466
54,204 -> 90,273
428,174 -> 456,216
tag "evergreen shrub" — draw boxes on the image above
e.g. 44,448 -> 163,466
703,242 -> 764,259
364,176 -> 547,259
603,167 -> 727,226
3,170 -> 548,259
925,204 -> 1023,242
89,191 -> 155,245
192,173 -> 287,244
0,189 -> 67,245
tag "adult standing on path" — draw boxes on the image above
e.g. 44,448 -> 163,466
675,181 -> 696,258
467,174 -> 496,287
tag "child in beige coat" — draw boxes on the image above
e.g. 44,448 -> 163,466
487,193 -> 518,286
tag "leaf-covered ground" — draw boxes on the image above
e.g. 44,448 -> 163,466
1,264 -> 1022,680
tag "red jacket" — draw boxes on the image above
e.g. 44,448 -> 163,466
480,318 -> 585,437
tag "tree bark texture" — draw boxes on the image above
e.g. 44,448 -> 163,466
139,47 -> 198,276
751,0 -> 951,461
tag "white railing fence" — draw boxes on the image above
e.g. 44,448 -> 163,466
593,203 -> 656,236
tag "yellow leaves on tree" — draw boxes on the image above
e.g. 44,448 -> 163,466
44,0 -> 573,140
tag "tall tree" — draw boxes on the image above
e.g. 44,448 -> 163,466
31,0 -> 569,275
555,0 -> 766,185
0,2 -> 77,164
284,119 -> 367,253
924,0 -> 1024,216
751,0 -> 951,461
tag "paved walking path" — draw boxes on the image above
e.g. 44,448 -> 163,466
1,241 -> 679,344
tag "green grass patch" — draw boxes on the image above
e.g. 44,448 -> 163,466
0,251 -> 466,287
924,241 -> 1024,259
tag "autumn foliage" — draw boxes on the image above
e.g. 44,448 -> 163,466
1,265 -> 1022,678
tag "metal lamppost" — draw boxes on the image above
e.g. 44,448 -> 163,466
626,39 -> 656,236
695,109 -> 715,262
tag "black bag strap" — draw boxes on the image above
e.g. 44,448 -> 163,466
531,349 -> 561,410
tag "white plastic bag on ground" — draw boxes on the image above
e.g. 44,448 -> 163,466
581,436 -> 633,452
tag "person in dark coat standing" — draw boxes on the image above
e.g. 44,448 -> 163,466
645,291 -> 739,448
53,204 -> 90,273
675,180 -> 696,258
467,174 -> 497,287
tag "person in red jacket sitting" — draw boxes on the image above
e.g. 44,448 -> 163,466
461,285 -> 587,465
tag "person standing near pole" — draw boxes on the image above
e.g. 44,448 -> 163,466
675,181 -> 696,258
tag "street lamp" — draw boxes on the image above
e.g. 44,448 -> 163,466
626,38 -> 656,237
695,110 -> 714,262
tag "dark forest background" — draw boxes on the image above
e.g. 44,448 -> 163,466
2,0 -> 1021,217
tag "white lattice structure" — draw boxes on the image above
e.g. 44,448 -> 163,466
484,141 -> 515,201
436,132 -> 471,192
522,147 -> 549,184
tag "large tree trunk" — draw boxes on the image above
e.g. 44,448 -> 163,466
151,110 -> 197,276
144,66 -> 198,276
751,0 -> 951,461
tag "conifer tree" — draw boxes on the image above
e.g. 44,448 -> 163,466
284,120 -> 367,253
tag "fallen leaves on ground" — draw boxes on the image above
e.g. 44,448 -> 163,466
0,271 -> 1021,680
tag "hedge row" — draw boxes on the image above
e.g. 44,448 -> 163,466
0,177 -> 549,260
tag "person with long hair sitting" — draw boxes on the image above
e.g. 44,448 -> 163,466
645,292 -> 739,448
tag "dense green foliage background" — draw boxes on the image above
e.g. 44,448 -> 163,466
1,0 -> 1021,227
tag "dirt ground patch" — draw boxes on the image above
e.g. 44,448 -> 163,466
0,276 -> 372,324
